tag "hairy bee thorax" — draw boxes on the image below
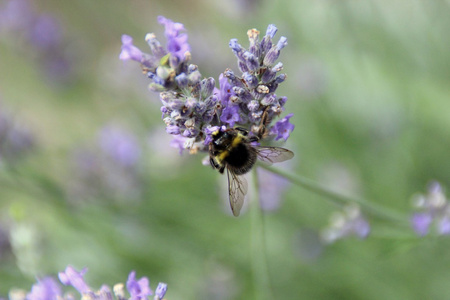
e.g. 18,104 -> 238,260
209,127 -> 258,176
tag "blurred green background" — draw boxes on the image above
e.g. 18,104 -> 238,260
1,0 -> 450,299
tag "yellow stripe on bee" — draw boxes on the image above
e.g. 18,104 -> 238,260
217,151 -> 228,163
216,132 -> 245,163
231,135 -> 243,148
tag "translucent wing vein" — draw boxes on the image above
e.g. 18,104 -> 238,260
256,147 -> 294,164
227,168 -> 247,217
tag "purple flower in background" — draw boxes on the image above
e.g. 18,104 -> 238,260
29,14 -> 62,50
0,101 -> 35,164
0,0 -> 75,84
258,168 -> 290,211
27,277 -> 62,300
271,113 -> 294,141
5,265 -> 169,299
411,213 -> 433,236
321,205 -> 370,244
68,125 -> 143,204
58,265 -> 90,294
410,181 -> 450,236
0,0 -> 33,31
99,125 -> 141,167
258,166 -> 291,211
120,34 -> 143,62
126,271 -> 153,300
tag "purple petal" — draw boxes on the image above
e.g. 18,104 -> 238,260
411,213 -> 433,236
99,125 -> 141,167
157,16 -> 190,64
155,282 -> 168,299
170,135 -> 186,155
120,35 -> 143,62
58,265 -> 90,294
352,217 -> 371,238
27,277 -> 62,300
272,113 -> 294,141
126,271 -> 153,300
220,105 -> 240,127
438,216 -> 450,235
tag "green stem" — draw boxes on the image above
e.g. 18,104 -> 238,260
258,163 -> 410,226
250,168 -> 274,300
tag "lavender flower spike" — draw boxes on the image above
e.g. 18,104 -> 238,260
120,18 -> 294,154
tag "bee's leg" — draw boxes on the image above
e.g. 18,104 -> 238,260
219,165 -> 226,174
210,157 -> 217,169
257,106 -> 272,139
210,156 -> 222,170
248,136 -> 259,143
234,127 -> 249,135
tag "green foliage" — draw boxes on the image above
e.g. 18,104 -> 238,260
0,0 -> 449,299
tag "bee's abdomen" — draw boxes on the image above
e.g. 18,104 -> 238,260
226,143 -> 257,175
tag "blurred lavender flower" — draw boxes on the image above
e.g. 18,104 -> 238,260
321,205 -> 370,244
5,266 -> 168,300
100,125 -> 141,168
120,16 -> 294,155
0,102 -> 35,165
27,276 -> 62,300
257,165 -> 291,211
0,0 -> 74,84
67,125 -> 142,203
410,181 -> 450,236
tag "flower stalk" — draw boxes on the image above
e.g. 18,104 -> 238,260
250,168 -> 274,300
259,163 -> 410,225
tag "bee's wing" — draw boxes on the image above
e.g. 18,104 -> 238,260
227,168 -> 247,217
256,147 -> 294,164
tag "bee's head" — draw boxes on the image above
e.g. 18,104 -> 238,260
211,128 -> 220,136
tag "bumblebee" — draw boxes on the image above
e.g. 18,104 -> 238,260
209,108 -> 294,216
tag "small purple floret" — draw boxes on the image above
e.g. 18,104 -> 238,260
155,282 -> 168,299
120,35 -> 143,62
126,271 -> 153,300
220,105 -> 240,127
157,16 -> 190,64
411,213 -> 433,236
58,265 -> 90,294
272,113 -> 294,141
27,277 -> 62,300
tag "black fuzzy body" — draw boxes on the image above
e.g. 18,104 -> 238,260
209,129 -> 257,175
